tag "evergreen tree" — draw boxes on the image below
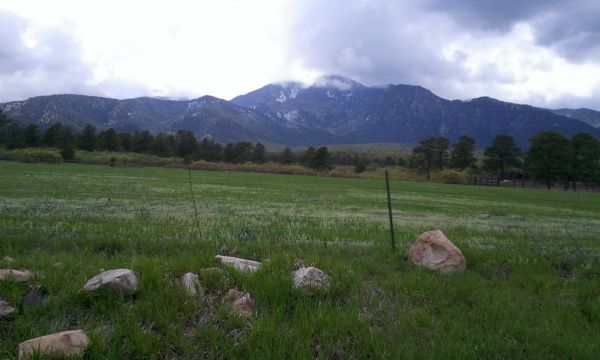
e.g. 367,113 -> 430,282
0,110 -> 10,147
279,147 -> 294,165
450,135 -> 476,171
98,128 -> 121,151
149,132 -> 176,157
5,124 -> 25,149
254,142 -> 266,163
43,123 -> 65,147
311,146 -> 332,171
120,132 -> 132,152
411,136 -> 450,180
525,131 -> 570,190
195,137 -> 223,162
566,132 -> 600,189
302,146 -> 317,168
78,124 -> 97,151
23,124 -> 41,147
132,131 -> 153,153
483,135 -> 522,179
176,130 -> 198,158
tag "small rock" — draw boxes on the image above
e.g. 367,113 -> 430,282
292,267 -> 330,289
476,213 -> 491,220
0,299 -> 15,318
2,256 -> 15,264
232,295 -> 253,318
18,330 -> 90,359
225,288 -> 252,318
215,255 -> 261,272
408,230 -> 466,273
180,272 -> 204,297
84,269 -> 138,294
22,285 -> 48,307
0,269 -> 32,282
225,288 -> 245,301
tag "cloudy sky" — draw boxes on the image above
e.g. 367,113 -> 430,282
1,0 -> 600,109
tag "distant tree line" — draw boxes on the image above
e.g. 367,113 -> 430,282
408,133 -> 600,189
0,115 -> 333,171
1,112 -> 598,186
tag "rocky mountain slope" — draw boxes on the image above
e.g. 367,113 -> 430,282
2,75 -> 599,146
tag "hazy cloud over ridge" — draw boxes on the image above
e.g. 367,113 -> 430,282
0,0 -> 599,110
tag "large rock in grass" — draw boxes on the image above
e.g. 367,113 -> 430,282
18,330 -> 89,359
292,267 -> 330,289
0,269 -> 32,282
0,299 -> 15,318
215,255 -> 261,272
408,230 -> 466,273
84,269 -> 138,294
180,272 -> 204,297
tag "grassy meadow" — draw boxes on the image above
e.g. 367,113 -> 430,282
0,160 -> 599,359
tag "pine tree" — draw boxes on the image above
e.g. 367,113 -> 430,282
78,124 -> 98,151
450,135 -> 476,171
483,135 -> 522,179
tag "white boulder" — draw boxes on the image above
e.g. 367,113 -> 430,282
18,330 -> 90,359
215,255 -> 261,272
292,267 -> 330,289
84,269 -> 138,294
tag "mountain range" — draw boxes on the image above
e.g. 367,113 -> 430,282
2,75 -> 599,147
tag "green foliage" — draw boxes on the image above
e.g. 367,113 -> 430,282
483,135 -> 522,178
450,135 -> 476,171
254,142 -> 266,163
194,137 -> 223,162
176,130 -> 198,158
98,128 -> 121,152
0,148 -> 63,163
78,124 -> 98,151
149,132 -> 177,157
568,132 -> 600,185
60,143 -> 76,161
23,124 -> 41,147
303,146 -> 333,171
411,136 -> 450,180
432,169 -> 469,184
279,147 -> 294,165
525,131 -> 571,189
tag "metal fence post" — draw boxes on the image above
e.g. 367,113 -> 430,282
385,170 -> 396,250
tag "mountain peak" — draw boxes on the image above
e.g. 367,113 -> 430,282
311,75 -> 365,91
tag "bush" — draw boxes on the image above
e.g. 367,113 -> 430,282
60,144 -> 75,161
433,169 -> 469,184
1,148 -> 63,163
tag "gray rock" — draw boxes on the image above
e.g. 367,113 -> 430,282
180,272 -> 204,297
292,267 -> 330,289
18,330 -> 89,359
408,230 -> 466,273
2,256 -> 15,264
215,255 -> 261,272
0,269 -> 32,282
84,269 -> 138,294
22,285 -> 48,307
0,299 -> 15,318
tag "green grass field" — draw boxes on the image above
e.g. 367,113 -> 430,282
1,160 -> 599,359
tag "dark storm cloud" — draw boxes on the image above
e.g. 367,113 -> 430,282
0,10 -> 148,102
425,0 -> 600,61
288,1 -> 467,88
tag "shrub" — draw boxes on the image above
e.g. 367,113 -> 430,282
434,169 -> 469,184
60,144 -> 76,161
